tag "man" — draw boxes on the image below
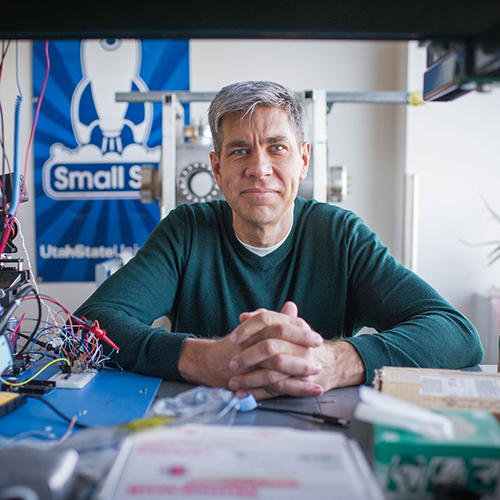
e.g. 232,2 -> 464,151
75,81 -> 483,400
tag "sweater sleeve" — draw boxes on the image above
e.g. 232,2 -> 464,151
342,213 -> 484,384
74,206 -> 194,381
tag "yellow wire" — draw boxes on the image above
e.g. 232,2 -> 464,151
0,358 -> 70,387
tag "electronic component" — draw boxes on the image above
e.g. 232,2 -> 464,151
85,318 -> 120,352
49,369 -> 98,389
0,172 -> 29,207
0,255 -> 30,307
0,333 -> 13,375
2,379 -> 55,396
3,355 -> 29,376
0,391 -> 26,417
423,41 -> 500,101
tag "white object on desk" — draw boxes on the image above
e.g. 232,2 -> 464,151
355,386 -> 457,441
0,334 -> 13,375
98,424 -> 385,500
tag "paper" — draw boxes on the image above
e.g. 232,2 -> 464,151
420,375 -> 500,399
99,424 -> 385,500
355,386 -> 456,441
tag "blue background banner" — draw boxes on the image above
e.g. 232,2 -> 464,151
33,39 -> 189,282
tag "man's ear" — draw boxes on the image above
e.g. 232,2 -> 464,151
210,151 -> 223,188
300,141 -> 311,180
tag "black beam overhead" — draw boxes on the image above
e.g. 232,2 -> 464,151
1,0 -> 500,41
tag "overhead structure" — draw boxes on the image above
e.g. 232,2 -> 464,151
3,1 -> 500,102
1,1 -> 500,42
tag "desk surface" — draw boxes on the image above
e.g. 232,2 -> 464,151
0,367 -> 162,439
1,365 -> 496,499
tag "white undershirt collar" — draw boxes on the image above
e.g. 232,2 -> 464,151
237,213 -> 294,257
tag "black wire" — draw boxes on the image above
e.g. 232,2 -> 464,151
16,331 -> 47,349
24,394 -> 91,429
256,406 -> 349,426
15,287 -> 43,359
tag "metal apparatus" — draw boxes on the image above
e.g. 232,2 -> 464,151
116,90 -> 412,218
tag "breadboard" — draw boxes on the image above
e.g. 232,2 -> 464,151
49,370 -> 98,389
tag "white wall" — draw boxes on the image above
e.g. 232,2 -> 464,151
406,42 -> 500,340
2,39 -> 407,315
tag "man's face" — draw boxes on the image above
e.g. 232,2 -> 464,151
210,107 -> 310,241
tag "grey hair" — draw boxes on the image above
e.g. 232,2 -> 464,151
208,81 -> 305,156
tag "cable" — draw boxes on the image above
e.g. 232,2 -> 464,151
256,406 -> 350,427
9,95 -> 22,218
0,41 -> 11,238
15,40 -> 22,98
0,39 -> 49,255
57,415 -> 78,443
14,287 -> 43,359
0,285 -> 33,336
9,41 -> 23,218
24,395 -> 90,429
0,357 -> 70,386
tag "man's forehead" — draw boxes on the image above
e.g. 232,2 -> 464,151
220,107 -> 294,139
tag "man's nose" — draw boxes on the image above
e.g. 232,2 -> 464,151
245,149 -> 273,178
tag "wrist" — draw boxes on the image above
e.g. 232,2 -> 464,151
178,337 -> 215,385
320,340 -> 366,391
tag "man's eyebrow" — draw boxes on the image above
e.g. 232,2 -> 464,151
224,136 -> 290,150
266,135 -> 288,144
225,140 -> 250,149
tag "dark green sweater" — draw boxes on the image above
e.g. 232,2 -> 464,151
76,197 -> 483,384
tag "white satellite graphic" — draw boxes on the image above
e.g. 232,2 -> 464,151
71,39 -> 152,152
43,39 -> 161,201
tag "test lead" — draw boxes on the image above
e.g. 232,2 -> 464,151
256,405 -> 350,427
85,319 -> 120,353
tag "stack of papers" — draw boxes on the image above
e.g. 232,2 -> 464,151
99,424 -> 385,500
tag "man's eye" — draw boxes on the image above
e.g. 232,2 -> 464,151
233,149 -> 247,155
272,145 -> 284,151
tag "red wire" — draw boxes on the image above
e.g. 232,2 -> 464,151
7,312 -> 25,346
0,40 -> 50,255
23,295 -> 86,327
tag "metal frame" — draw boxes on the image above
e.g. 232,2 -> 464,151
117,90 -> 411,216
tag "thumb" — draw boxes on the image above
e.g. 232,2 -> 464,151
281,301 -> 298,317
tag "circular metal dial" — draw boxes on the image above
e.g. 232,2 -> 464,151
178,162 -> 220,203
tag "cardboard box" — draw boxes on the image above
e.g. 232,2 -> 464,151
374,367 -> 500,422
373,409 -> 500,498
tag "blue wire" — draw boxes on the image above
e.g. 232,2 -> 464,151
9,41 -> 23,218
9,96 -> 22,217
16,41 -> 22,98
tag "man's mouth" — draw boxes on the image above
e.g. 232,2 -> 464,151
241,187 -> 278,195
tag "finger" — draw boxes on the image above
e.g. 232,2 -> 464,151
229,359 -> 321,391
236,379 -> 324,400
239,308 -> 266,324
230,311 -> 320,346
239,302 -> 297,326
240,323 -> 323,350
234,387 -> 276,401
228,368 -> 289,392
229,340 -> 321,375
267,378 -> 324,398
280,301 -> 298,317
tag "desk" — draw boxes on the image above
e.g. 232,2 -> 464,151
155,380 -> 373,459
0,367 -> 162,438
1,366 -> 495,499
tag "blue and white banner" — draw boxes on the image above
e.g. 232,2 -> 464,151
34,39 -> 189,282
